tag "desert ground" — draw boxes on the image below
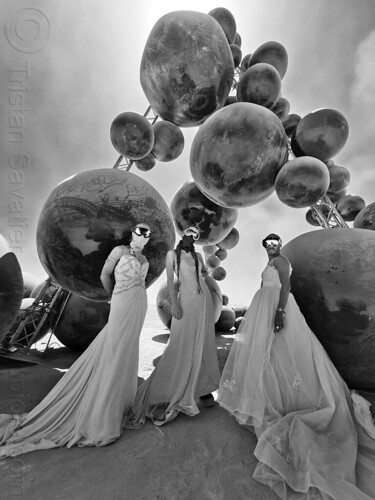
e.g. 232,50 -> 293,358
0,306 -> 281,500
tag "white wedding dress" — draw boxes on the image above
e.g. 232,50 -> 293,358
218,259 -> 375,499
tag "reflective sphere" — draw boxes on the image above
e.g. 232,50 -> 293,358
272,97 -> 290,121
275,156 -> 330,208
135,153 -> 156,171
283,228 -> 375,389
327,188 -> 347,204
206,254 -> 221,269
213,266 -> 226,281
353,202 -> 375,230
282,113 -> 301,138
203,244 -> 219,254
217,227 -> 239,250
240,53 -> 252,71
234,32 -> 242,47
151,121 -> 185,162
230,44 -> 242,68
328,164 -> 350,193
237,63 -> 281,109
208,7 -> 237,44
222,294 -> 229,305
215,248 -> 227,261
170,180 -> 238,245
305,206 -> 331,227
0,236 -> 23,343
140,10 -> 234,127
22,272 -> 39,298
215,305 -> 236,332
291,108 -> 349,161
190,102 -> 289,208
249,41 -> 288,79
54,293 -> 110,351
110,112 -> 154,160
36,169 -> 175,301
336,195 -> 366,222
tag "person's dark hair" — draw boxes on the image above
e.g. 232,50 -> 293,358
262,233 -> 282,248
116,229 -> 133,246
175,239 -> 203,294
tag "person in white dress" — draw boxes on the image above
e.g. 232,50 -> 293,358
0,223 -> 151,458
218,233 -> 375,499
124,226 -> 220,428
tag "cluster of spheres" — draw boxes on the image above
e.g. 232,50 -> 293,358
4,5 -> 373,388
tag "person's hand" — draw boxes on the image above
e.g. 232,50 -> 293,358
274,310 -> 285,333
171,302 -> 182,320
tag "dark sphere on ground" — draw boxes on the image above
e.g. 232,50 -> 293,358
54,293 -> 110,352
215,305 -> 236,332
190,102 -> 289,208
283,228 -> 375,389
170,180 -> 238,245
140,10 -> 234,127
0,241 -> 24,343
275,156 -> 330,208
291,108 -> 349,161
37,169 -> 175,301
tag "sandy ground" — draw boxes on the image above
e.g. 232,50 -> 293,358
0,309 -> 280,500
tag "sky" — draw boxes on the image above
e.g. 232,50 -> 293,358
1,0 -> 375,306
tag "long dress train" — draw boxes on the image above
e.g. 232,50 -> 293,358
125,251 -> 220,428
217,260 -> 375,499
0,248 -> 148,458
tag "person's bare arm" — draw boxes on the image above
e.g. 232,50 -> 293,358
100,246 -> 123,297
274,255 -> 291,332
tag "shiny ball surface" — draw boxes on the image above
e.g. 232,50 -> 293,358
0,238 -> 23,342
275,156 -> 330,208
215,305 -> 236,332
249,41 -> 288,79
170,180 -> 238,245
190,102 -> 289,208
336,195 -> 366,221
291,108 -> 349,161
237,63 -> 281,109
283,228 -> 375,389
151,121 -> 185,162
353,202 -> 375,230
54,293 -> 110,352
140,10 -> 234,127
36,169 -> 175,301
110,112 -> 154,160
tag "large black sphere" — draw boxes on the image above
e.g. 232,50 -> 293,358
140,10 -> 234,127
170,180 -> 238,245
0,237 -> 24,343
283,228 -> 375,389
190,102 -> 289,208
36,169 -> 175,301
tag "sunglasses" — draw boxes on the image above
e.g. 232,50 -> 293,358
264,239 -> 280,248
184,228 -> 199,241
134,227 -> 151,238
